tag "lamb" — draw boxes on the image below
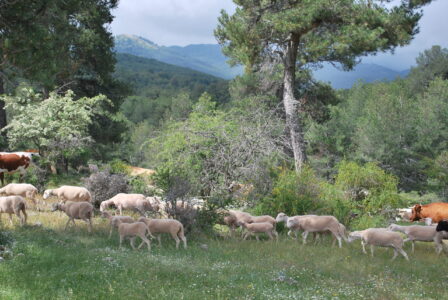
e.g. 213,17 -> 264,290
348,228 -> 409,260
237,220 -> 278,241
101,211 -> 134,238
43,185 -> 91,203
137,216 -> 187,249
388,223 -> 441,253
0,183 -> 39,210
51,201 -> 94,233
117,220 -> 153,251
223,210 -> 253,237
99,193 -> 157,216
288,215 -> 348,248
0,195 -> 27,226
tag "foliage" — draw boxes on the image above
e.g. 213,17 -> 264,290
255,166 -> 323,216
82,168 -> 129,207
350,214 -> 388,231
2,88 -> 110,172
426,151 -> 448,200
145,94 -> 286,197
115,53 -> 229,127
335,161 -> 402,214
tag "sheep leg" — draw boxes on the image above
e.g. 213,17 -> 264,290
313,233 -> 320,245
109,226 -> 114,238
392,248 -> 398,260
118,205 -> 123,216
179,234 -> 187,249
157,235 -> 162,247
85,218 -> 92,233
130,237 -> 137,250
370,245 -> 374,257
243,232 -> 250,241
119,235 -> 124,249
170,233 -> 180,249
361,240 -> 367,254
8,213 -> 13,226
411,241 -> 415,253
64,218 -> 72,230
273,230 -> 279,242
287,230 -> 297,239
138,234 -> 151,251
336,236 -> 342,248
302,231 -> 309,244
397,247 -> 409,261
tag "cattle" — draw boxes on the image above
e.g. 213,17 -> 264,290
410,203 -> 448,224
0,152 -> 35,186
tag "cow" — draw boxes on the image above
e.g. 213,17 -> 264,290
410,203 -> 448,224
0,153 -> 32,186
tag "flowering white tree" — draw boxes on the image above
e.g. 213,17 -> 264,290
2,88 -> 111,171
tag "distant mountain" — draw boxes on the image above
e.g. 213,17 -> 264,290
114,34 -> 242,79
314,63 -> 410,89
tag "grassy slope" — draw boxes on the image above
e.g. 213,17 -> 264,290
0,206 -> 447,300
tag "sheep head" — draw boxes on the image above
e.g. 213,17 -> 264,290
275,213 -> 288,223
347,231 -> 362,243
43,189 -> 53,200
51,202 -> 62,212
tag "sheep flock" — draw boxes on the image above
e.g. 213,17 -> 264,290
1,182 -> 448,261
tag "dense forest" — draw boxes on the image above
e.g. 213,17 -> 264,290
1,0 -> 446,230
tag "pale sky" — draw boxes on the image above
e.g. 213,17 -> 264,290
111,0 -> 448,71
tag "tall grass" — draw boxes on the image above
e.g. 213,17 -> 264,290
0,204 -> 447,299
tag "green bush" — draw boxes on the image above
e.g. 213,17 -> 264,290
255,166 -> 323,216
109,159 -> 130,175
320,182 -> 352,226
350,214 -> 388,230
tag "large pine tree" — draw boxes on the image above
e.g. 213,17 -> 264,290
215,0 -> 433,171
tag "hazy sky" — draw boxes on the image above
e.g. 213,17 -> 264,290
111,0 -> 448,71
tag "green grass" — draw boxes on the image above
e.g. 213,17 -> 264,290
0,208 -> 447,300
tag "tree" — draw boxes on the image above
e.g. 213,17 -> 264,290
2,88 -> 110,172
215,0 -> 433,171
0,0 -> 124,144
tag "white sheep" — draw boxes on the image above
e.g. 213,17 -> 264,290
276,212 -> 316,239
137,216 -> 187,249
0,195 -> 27,226
51,201 -> 94,232
101,211 -> 134,238
117,220 -> 153,251
388,223 -> 443,253
221,210 -> 253,237
250,215 -> 276,225
288,215 -> 348,248
99,193 -> 157,216
0,183 -> 39,210
238,220 -> 278,241
348,228 -> 409,260
44,186 -> 91,203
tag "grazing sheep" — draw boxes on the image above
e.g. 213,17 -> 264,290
288,215 -> 348,248
43,186 -> 91,203
223,210 -> 253,237
388,223 -> 441,253
137,217 -> 187,249
51,201 -> 94,233
101,211 -> 134,238
348,228 -> 409,260
117,220 -> 153,251
0,195 -> 27,226
238,220 -> 278,241
99,193 -> 156,216
0,183 -> 39,210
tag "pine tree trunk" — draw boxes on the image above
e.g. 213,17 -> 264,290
282,35 -> 307,172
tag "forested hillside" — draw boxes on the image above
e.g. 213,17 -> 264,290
114,53 -> 229,126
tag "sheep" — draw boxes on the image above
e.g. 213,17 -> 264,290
388,223 -> 441,253
434,220 -> 448,254
348,228 -> 409,260
101,211 -> 134,238
288,215 -> 348,248
0,183 -> 39,210
222,210 -> 253,237
0,195 -> 27,226
237,220 -> 278,241
249,215 -> 276,226
43,185 -> 91,203
137,217 -> 187,249
276,212 -> 316,239
117,220 -> 153,251
51,201 -> 94,233
99,193 -> 157,216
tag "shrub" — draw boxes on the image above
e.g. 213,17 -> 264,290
22,165 -> 51,192
82,168 -> 129,207
255,166 -> 323,216
110,159 -> 130,175
350,215 -> 388,230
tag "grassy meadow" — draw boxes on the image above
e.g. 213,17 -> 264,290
0,200 -> 447,300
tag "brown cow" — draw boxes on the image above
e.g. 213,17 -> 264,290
0,154 -> 31,186
410,203 -> 448,223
